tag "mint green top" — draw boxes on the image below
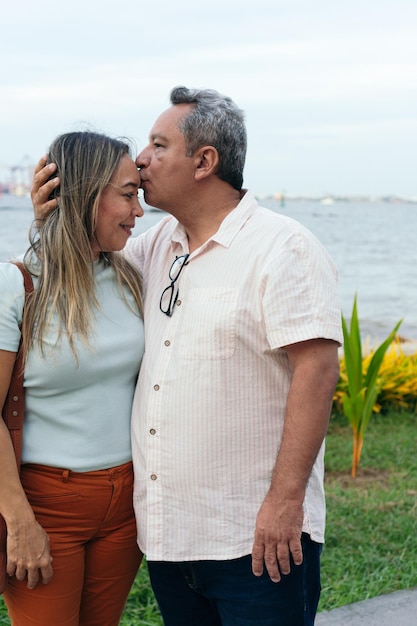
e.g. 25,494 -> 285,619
0,260 -> 144,472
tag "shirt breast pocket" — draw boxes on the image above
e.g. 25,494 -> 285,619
178,288 -> 238,360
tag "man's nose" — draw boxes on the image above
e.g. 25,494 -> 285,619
136,148 -> 149,168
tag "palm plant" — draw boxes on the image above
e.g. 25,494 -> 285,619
341,295 -> 402,477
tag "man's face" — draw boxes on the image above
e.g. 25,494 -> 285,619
136,104 -> 195,212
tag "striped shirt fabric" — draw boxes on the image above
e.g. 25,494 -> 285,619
125,190 -> 342,561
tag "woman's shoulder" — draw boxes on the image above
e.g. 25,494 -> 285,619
0,260 -> 26,292
0,262 -> 27,351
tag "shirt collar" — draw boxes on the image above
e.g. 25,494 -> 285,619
170,190 -> 258,253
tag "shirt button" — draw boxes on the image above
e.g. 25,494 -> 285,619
164,340 -> 170,347
153,384 -> 160,391
150,474 -> 157,481
176,300 -> 181,306
149,428 -> 156,435
13,396 -> 19,401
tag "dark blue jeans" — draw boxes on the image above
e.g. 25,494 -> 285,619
147,533 -> 322,626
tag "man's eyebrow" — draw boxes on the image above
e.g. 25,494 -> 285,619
150,132 -> 167,142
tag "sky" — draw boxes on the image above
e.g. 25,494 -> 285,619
1,0 -> 416,197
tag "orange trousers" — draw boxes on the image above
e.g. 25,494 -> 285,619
4,462 -> 142,626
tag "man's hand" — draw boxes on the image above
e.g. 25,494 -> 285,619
31,156 -> 60,222
251,492 -> 303,583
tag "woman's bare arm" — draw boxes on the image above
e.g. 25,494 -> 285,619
0,349 -> 53,588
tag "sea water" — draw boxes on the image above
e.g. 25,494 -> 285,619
1,194 -> 416,341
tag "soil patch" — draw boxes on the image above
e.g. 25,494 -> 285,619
325,467 -> 392,489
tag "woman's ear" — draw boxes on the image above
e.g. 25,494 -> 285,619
194,146 -> 219,180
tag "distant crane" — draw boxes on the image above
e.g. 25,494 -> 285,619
0,155 -> 35,196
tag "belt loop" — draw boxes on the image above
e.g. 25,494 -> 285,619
61,469 -> 70,482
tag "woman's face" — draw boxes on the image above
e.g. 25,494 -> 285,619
91,154 -> 143,258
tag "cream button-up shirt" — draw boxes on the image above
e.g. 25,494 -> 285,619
125,191 -> 342,561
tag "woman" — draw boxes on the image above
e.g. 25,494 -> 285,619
0,131 -> 145,625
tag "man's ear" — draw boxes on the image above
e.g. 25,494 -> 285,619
194,146 -> 219,180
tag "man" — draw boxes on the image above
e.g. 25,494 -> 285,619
33,86 -> 342,626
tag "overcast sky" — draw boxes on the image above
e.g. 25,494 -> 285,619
1,0 -> 416,196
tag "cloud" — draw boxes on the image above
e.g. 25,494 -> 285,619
1,0 -> 417,194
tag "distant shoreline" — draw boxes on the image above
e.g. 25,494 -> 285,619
2,191 -> 417,206
256,194 -> 417,205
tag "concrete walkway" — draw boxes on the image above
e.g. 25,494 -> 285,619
316,588 -> 417,625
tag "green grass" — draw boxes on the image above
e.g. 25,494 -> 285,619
320,407 -> 417,611
119,561 -> 162,625
1,408 -> 416,622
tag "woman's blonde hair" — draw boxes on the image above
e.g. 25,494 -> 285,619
22,131 -> 143,361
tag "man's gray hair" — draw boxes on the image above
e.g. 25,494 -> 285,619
170,86 -> 247,190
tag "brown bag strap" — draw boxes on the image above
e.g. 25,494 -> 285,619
3,261 -> 34,468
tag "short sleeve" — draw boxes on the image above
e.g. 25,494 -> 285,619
0,263 -> 25,352
262,226 -> 342,349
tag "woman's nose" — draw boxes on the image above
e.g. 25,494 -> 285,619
134,200 -> 145,218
